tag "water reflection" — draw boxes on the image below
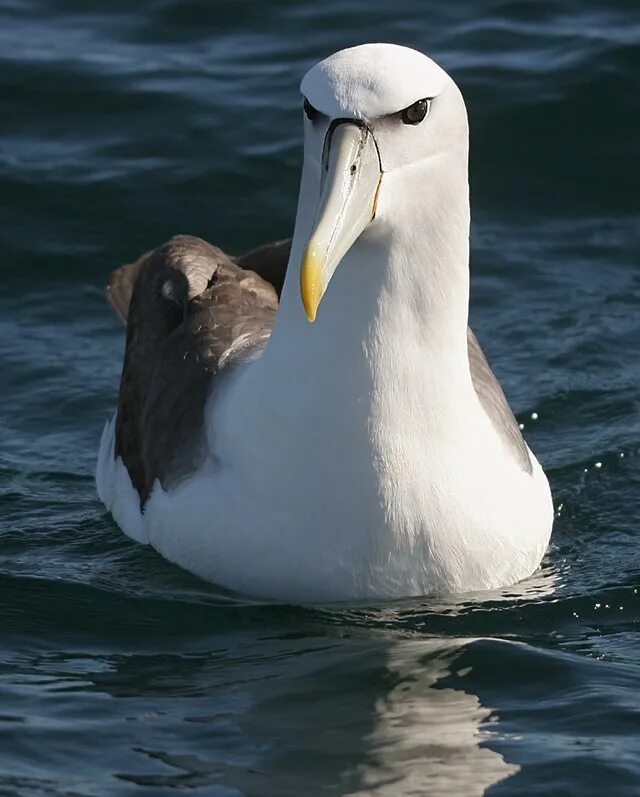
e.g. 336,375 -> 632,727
1,549 -> 563,794
3,560 -> 561,794
349,639 -> 517,796
65,636 -> 517,795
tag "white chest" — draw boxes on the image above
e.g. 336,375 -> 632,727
141,327 -> 552,602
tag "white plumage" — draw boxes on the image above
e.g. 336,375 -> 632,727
97,43 -> 553,602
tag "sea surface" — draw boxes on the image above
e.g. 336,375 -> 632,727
1,1 -> 639,794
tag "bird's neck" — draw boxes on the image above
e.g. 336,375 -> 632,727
215,159 -> 473,462
267,158 -> 472,392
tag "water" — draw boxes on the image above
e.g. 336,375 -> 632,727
1,0 -> 639,794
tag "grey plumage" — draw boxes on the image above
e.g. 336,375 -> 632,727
107,235 -> 530,504
111,235 -> 277,502
467,328 -> 532,474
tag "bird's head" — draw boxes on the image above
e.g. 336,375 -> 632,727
298,43 -> 468,322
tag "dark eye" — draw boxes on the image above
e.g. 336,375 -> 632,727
401,98 -> 431,125
303,98 -> 318,121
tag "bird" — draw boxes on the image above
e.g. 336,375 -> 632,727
96,43 -> 553,603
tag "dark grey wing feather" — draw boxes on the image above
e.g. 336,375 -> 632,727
467,328 -> 532,474
106,237 -> 291,326
235,238 -> 291,297
113,235 -> 278,503
106,251 -> 150,325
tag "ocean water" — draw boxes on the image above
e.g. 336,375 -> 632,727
1,0 -> 639,794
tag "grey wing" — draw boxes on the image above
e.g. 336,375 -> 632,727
111,235 -> 279,503
467,328 -> 532,474
106,237 -> 292,328
106,250 -> 150,325
235,238 -> 291,297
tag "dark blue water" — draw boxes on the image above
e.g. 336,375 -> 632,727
1,1 -> 639,794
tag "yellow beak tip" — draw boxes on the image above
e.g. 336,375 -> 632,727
300,249 -> 322,324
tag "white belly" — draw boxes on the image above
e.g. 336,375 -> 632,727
97,398 -> 553,603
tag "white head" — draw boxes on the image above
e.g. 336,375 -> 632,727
295,43 -> 470,321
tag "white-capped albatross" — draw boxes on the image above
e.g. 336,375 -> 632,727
96,43 -> 553,602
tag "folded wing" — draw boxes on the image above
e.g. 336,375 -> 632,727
109,235 -> 286,503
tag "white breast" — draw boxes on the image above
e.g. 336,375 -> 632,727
130,241 -> 553,602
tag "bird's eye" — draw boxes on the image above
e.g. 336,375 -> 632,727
401,98 -> 432,125
303,98 -> 319,121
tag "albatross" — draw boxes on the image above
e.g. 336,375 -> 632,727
96,43 -> 553,602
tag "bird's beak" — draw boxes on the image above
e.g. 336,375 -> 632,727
300,121 -> 382,322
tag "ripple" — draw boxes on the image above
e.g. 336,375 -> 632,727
1,0 -> 639,793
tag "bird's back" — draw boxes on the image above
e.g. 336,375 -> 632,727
109,235 -> 282,502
